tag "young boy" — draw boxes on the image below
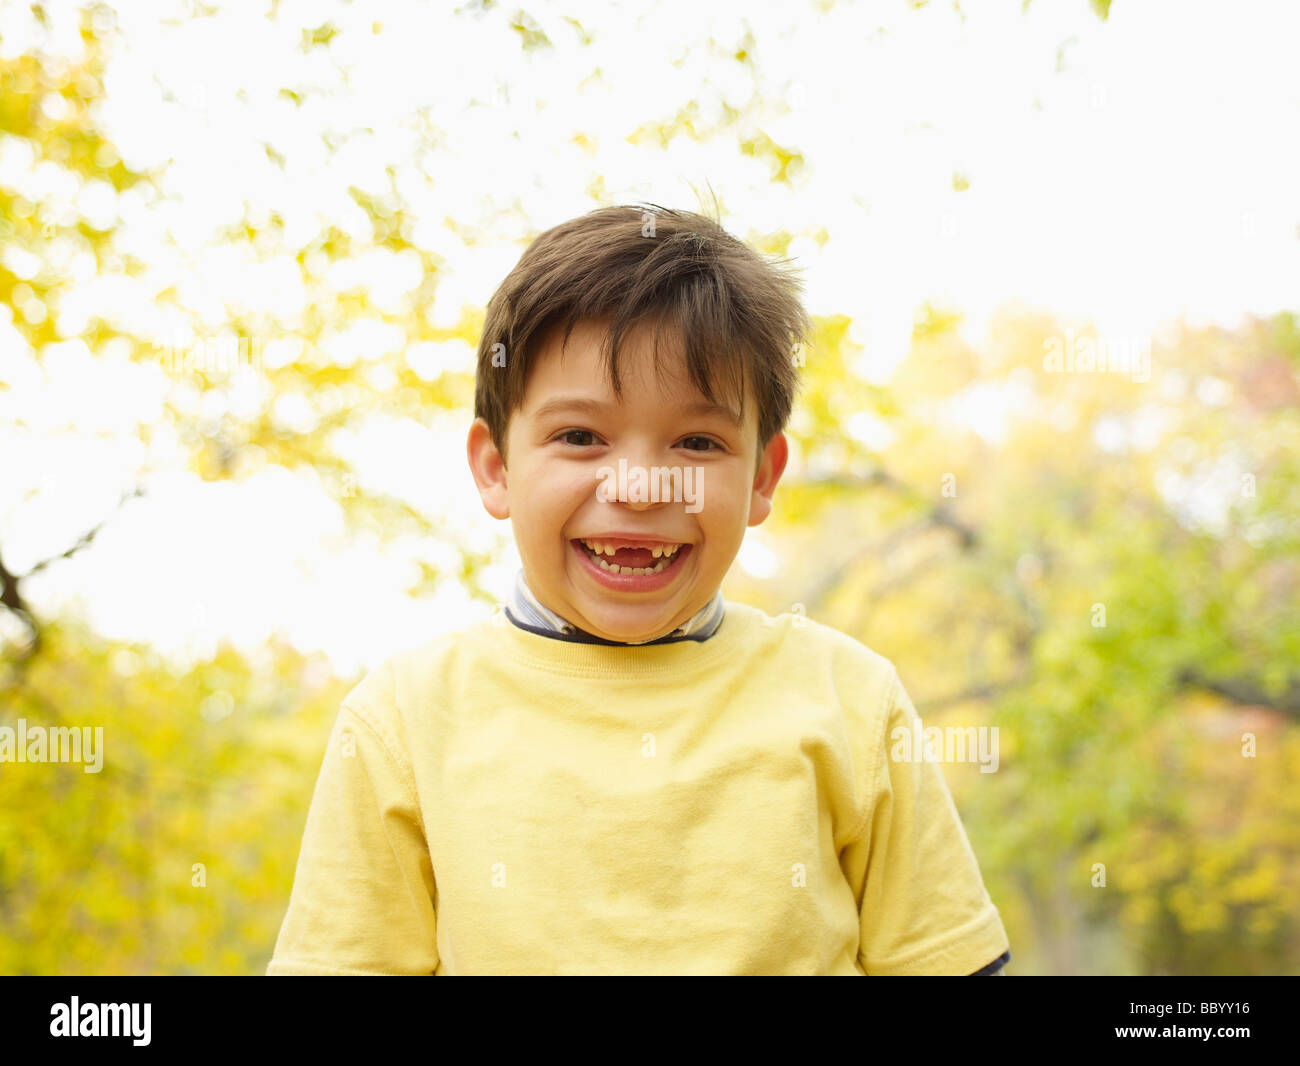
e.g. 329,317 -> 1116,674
267,205 -> 1011,976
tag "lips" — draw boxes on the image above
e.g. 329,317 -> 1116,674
576,536 -> 683,575
570,537 -> 692,590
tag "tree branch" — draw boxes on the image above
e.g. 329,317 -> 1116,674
1176,667 -> 1300,718
797,468 -> 981,615
0,486 -> 143,657
794,469 -> 980,548
22,487 -> 143,578
0,546 -> 39,651
917,679 -> 1025,714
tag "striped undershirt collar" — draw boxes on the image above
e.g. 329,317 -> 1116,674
504,569 -> 726,646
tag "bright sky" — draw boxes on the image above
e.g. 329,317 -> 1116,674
1,0 -> 1297,673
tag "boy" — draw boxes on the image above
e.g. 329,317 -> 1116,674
267,205 -> 1011,976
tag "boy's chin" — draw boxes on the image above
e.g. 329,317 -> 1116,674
574,603 -> 687,644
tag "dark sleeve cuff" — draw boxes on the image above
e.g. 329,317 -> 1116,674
968,950 -> 1011,976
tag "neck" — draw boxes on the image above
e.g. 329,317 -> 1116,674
507,569 -> 726,646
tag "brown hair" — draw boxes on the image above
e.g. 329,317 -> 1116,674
473,203 -> 812,462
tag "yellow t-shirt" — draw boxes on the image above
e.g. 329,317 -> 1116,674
266,602 -> 1009,975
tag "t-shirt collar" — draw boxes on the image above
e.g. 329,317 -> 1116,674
504,568 -> 725,646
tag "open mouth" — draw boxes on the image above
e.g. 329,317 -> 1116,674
574,537 -> 687,576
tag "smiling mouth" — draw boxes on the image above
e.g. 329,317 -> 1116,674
574,537 -> 686,576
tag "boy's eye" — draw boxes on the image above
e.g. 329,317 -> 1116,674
555,429 -> 601,446
677,435 -> 720,452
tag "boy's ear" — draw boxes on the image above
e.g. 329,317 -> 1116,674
747,431 -> 789,527
467,417 -> 510,519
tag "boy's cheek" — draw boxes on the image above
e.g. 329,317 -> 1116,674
528,457 -> 603,499
697,480 -> 746,518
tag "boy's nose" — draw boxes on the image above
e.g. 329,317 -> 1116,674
620,492 -> 661,513
603,452 -> 673,511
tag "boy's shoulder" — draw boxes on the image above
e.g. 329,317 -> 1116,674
330,612 -> 504,752
727,599 -> 900,687
723,602 -> 909,745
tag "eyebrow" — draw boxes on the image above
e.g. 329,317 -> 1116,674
530,396 -> 608,421
531,395 -> 742,425
684,400 -> 743,425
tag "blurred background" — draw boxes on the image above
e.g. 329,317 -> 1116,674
1,0 -> 1297,975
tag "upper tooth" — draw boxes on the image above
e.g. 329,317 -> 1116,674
584,539 -> 682,557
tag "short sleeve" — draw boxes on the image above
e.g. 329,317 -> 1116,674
266,694 -> 438,975
853,667 -> 1009,975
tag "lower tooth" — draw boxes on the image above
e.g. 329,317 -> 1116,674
591,554 -> 672,575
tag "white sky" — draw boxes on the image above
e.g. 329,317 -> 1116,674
1,0 -> 1297,673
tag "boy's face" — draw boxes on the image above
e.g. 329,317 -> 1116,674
467,316 -> 788,643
